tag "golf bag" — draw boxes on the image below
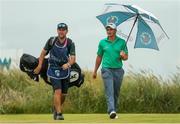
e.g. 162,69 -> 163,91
19,53 -> 84,88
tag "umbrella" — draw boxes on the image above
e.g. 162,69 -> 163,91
96,3 -> 169,50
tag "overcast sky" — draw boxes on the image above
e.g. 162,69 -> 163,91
0,0 -> 180,79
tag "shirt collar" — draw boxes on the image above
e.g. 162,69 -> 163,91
105,36 -> 119,42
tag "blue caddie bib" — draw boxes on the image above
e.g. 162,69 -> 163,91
47,39 -> 70,79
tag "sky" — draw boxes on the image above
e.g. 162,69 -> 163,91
0,0 -> 180,79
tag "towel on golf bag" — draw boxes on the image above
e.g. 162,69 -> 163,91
19,53 -> 84,88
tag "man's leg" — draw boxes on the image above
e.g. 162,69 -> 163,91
61,77 -> 69,105
50,78 -> 64,120
113,68 -> 124,112
54,77 -> 69,119
54,89 -> 62,113
101,68 -> 116,119
52,91 -> 66,120
61,94 -> 67,105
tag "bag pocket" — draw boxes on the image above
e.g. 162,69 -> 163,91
47,66 -> 69,79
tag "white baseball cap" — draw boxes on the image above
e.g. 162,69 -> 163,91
105,23 -> 117,30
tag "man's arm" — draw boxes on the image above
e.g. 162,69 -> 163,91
69,55 -> 76,65
93,55 -> 102,79
120,51 -> 128,61
62,41 -> 76,70
62,55 -> 76,70
34,49 -> 47,74
120,41 -> 128,61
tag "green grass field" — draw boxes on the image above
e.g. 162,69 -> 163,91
0,114 -> 180,123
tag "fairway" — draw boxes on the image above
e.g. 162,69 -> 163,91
0,114 -> 180,123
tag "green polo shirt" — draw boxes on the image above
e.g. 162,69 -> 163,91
97,36 -> 128,68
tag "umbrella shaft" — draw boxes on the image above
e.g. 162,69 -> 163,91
126,14 -> 139,44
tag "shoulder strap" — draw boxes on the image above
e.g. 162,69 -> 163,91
51,36 -> 56,47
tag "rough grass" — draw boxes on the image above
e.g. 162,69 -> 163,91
0,67 -> 180,114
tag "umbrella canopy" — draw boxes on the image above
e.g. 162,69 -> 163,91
97,3 -> 169,50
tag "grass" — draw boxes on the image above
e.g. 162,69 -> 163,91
0,68 -> 180,114
0,69 -> 180,123
0,114 -> 180,123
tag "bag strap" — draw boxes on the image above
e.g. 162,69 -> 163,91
51,36 -> 56,47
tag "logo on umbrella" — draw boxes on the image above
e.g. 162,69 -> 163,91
106,16 -> 118,25
140,32 -> 151,45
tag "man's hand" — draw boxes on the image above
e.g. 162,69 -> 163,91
92,71 -> 97,79
120,51 -> 128,60
62,63 -> 70,70
93,55 -> 102,79
34,65 -> 42,74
